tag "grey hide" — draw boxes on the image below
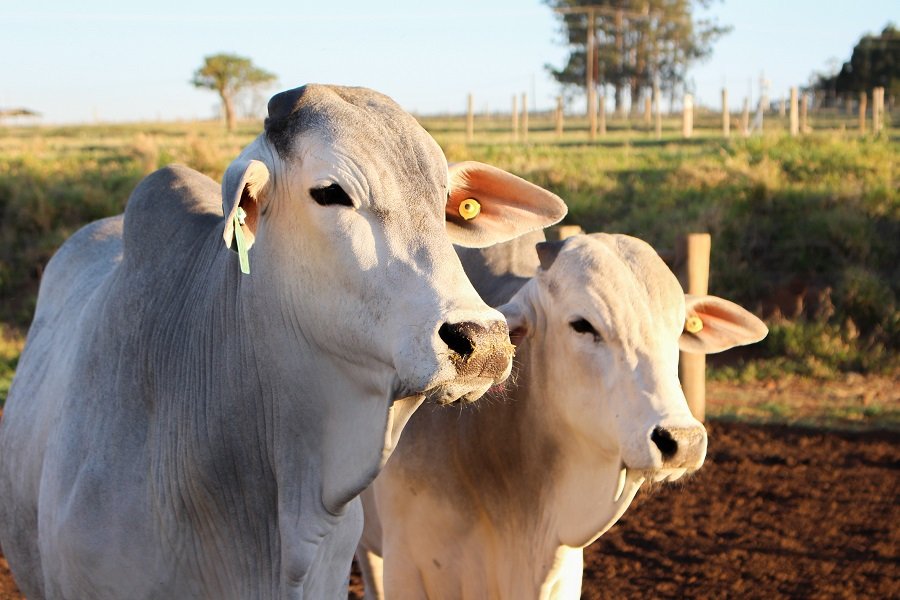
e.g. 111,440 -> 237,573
0,84 -> 569,599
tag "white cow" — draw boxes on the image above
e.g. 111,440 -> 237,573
358,232 -> 768,599
0,84 -> 567,599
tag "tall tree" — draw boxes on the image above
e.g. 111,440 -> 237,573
191,53 -> 276,131
811,24 -> 899,104
545,1 -> 730,114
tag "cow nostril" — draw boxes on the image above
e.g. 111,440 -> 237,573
651,427 -> 678,461
439,322 -> 477,358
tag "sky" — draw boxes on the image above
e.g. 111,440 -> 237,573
1,1 -> 896,124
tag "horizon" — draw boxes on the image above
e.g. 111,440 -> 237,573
2,0 -> 896,125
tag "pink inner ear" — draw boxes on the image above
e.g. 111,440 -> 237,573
446,161 -> 567,248
682,295 -> 769,354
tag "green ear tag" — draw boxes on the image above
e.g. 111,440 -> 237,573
234,207 -> 250,275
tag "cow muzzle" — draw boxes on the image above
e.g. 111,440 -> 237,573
427,319 -> 514,404
439,320 -> 514,379
622,421 -> 708,483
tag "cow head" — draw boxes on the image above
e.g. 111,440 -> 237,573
500,234 -> 767,486
219,84 -> 566,406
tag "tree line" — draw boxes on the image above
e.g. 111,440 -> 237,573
808,24 -> 898,107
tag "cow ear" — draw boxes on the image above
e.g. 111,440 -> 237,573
222,159 -> 271,251
497,298 -> 534,347
679,294 -> 769,354
447,161 -> 567,248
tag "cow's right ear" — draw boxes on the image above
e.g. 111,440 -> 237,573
222,159 -> 271,251
497,298 -> 534,347
679,294 -> 769,354
447,161 -> 567,248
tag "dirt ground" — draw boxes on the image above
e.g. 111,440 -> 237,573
2,386 -> 898,599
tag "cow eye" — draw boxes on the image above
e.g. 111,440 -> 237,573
310,184 -> 353,207
570,318 -> 602,342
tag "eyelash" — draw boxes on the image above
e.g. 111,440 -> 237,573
310,184 -> 354,207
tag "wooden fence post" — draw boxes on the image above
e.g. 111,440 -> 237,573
555,96 -> 564,138
789,87 -> 799,136
512,95 -> 519,142
873,87 -> 885,134
653,83 -> 662,140
722,88 -> 730,138
779,96 -> 786,117
599,95 -> 607,136
859,91 -> 867,134
682,94 -> 694,138
741,98 -> 750,137
800,92 -> 809,133
466,93 -> 474,143
678,233 -> 711,422
521,92 -> 529,143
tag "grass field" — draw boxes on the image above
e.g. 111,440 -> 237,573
0,111 -> 897,424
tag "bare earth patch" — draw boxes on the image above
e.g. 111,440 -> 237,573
2,376 -> 898,599
706,373 -> 899,430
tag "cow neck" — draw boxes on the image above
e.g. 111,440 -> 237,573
145,237 -> 401,595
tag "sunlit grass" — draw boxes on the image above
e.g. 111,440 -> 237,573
0,114 -> 897,393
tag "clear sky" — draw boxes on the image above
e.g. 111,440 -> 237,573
2,1 -> 896,123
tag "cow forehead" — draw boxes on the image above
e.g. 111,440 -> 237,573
542,234 -> 685,333
264,84 -> 447,194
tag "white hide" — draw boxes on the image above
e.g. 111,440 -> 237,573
359,233 -> 768,599
0,84 -> 566,599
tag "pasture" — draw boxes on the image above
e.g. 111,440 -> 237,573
0,112 -> 897,597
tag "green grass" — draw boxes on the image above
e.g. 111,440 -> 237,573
0,113 -> 897,397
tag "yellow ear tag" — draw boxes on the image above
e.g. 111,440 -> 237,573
685,315 -> 704,334
458,198 -> 481,221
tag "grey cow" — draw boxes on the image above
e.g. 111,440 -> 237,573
0,84 -> 566,598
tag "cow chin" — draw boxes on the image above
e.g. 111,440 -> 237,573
423,377 -> 496,405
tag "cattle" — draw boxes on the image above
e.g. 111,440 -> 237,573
358,232 -> 768,599
0,84 -> 567,599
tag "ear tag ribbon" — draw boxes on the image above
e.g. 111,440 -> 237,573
233,207 -> 250,275
458,198 -> 481,220
685,315 -> 704,334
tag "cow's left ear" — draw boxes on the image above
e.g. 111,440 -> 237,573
222,159 -> 271,251
679,294 -> 769,354
447,161 -> 567,248
497,298 -> 534,347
